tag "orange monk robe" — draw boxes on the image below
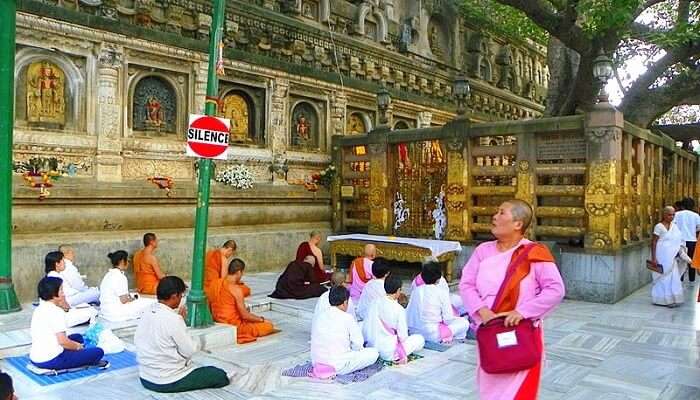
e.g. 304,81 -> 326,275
692,244 -> 700,271
209,278 -> 275,344
133,249 -> 159,295
204,250 -> 223,299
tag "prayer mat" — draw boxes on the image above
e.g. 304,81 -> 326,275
380,353 -> 424,367
4,350 -> 137,386
282,360 -> 384,384
423,341 -> 451,352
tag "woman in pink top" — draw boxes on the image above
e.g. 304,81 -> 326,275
459,200 -> 565,400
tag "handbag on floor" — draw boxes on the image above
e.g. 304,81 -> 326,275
476,244 -> 542,374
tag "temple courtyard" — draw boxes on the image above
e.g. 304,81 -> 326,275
0,273 -> 698,400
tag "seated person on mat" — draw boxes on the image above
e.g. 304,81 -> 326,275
295,231 -> 329,282
314,271 -> 356,321
347,244 -> 376,302
0,371 -> 16,400
99,250 -> 155,322
44,250 -> 97,327
209,258 -> 276,344
406,261 -> 469,343
133,233 -> 165,295
363,275 -> 425,363
135,276 -> 229,393
30,277 -> 108,371
356,258 -> 391,321
270,255 -> 327,300
310,286 -> 379,378
57,245 -> 100,305
411,257 -> 465,316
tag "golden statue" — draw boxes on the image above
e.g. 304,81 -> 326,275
26,61 -> 66,125
221,93 -> 250,141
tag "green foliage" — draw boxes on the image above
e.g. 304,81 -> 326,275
576,0 -> 642,37
459,1 -> 548,45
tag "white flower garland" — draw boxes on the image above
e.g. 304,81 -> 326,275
215,164 -> 254,189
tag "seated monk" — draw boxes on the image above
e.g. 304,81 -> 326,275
270,255 -> 328,299
347,244 -> 376,302
210,258 -> 275,344
134,233 -> 165,295
296,231 -> 328,282
204,240 -> 237,299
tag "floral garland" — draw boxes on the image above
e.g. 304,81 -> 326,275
148,176 -> 174,197
22,171 -> 59,200
311,165 -> 337,190
215,164 -> 254,189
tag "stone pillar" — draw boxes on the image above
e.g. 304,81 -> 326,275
445,135 -> 468,241
621,134 -> 634,242
330,91 -> 347,136
417,111 -> 432,128
194,62 -> 208,114
636,140 -> 649,238
269,77 -> 290,185
95,44 -> 124,182
515,133 -> 536,238
584,102 -> 624,250
368,136 -> 391,234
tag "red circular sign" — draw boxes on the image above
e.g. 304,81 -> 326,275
187,116 -> 230,158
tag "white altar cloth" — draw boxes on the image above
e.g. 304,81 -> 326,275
327,234 -> 461,258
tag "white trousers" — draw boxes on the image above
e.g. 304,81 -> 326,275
422,317 -> 470,342
65,306 -> 98,327
330,347 -> 379,375
377,334 -> 425,361
67,287 -> 100,308
99,297 -> 155,322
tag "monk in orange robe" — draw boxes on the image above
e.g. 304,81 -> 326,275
133,232 -> 165,295
209,258 -> 275,344
204,240 -> 237,299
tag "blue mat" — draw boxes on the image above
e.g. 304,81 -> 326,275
5,351 -> 138,386
423,341 -> 451,352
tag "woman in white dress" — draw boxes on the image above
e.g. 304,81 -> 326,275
99,250 -> 155,322
44,251 -> 98,327
650,206 -> 686,307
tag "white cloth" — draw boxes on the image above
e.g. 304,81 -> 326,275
362,296 -> 424,361
327,234 -> 461,258
46,271 -> 98,327
63,259 -> 88,292
356,279 -> 386,321
135,302 -> 196,384
411,276 -> 464,316
314,290 -> 356,321
29,301 -> 66,363
406,284 -> 469,342
99,268 -> 154,322
673,210 -> 700,242
310,306 -> 378,374
652,223 -> 685,305
47,270 -> 99,307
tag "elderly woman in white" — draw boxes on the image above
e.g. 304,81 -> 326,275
650,206 -> 688,307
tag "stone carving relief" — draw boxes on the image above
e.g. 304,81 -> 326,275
354,1 -> 389,43
428,17 -> 447,61
26,61 -> 66,126
347,112 -> 369,134
496,46 -> 514,90
131,75 -> 177,135
585,127 -> 621,144
290,101 -> 320,149
221,91 -> 252,142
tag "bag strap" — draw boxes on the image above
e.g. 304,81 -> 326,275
491,243 -> 537,312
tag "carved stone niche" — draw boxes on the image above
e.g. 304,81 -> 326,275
14,46 -> 87,133
354,1 -> 389,43
467,33 -> 493,82
127,65 -> 189,139
289,95 -> 327,152
217,82 -> 266,146
427,16 -> 449,62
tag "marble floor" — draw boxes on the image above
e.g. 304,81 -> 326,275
1,272 -> 699,400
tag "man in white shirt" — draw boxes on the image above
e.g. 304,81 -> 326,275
356,258 -> 390,320
57,245 -> 100,306
407,262 -> 469,343
363,275 -> 424,363
135,276 -> 229,393
674,197 -> 699,282
314,271 -> 356,320
310,286 -> 378,377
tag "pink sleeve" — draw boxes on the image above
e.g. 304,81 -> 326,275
459,245 -> 488,323
516,262 -> 565,320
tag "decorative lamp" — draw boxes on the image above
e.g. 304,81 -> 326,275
377,84 -> 391,126
592,50 -> 614,103
453,73 -> 470,117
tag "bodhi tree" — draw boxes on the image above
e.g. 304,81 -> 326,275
460,0 -> 700,128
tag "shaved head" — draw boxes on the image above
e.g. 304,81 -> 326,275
364,244 -> 376,259
331,271 -> 346,287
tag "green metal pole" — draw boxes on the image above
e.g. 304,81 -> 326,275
186,0 -> 226,327
0,0 -> 21,313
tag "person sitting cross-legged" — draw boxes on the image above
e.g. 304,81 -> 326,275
133,233 -> 165,295
310,286 -> 379,378
44,250 -> 98,327
269,255 -> 327,300
204,240 -> 237,299
99,250 -> 155,322
314,271 -> 357,321
363,275 -> 424,363
29,277 -> 108,371
407,261 -> 469,343
347,244 -> 376,302
57,245 -> 100,305
356,258 -> 391,321
135,276 -> 230,393
209,258 -> 276,344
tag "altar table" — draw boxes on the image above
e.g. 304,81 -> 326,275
327,234 -> 462,282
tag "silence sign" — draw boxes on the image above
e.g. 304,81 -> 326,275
186,114 -> 231,160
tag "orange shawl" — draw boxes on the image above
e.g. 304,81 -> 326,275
492,243 -> 555,313
133,249 -> 159,295
349,257 -> 371,283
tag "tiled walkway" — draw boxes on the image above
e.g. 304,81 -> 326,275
1,272 -> 698,400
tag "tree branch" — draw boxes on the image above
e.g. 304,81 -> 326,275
678,0 -> 691,24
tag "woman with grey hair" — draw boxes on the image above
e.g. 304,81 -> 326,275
650,206 -> 686,307
459,199 -> 565,399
